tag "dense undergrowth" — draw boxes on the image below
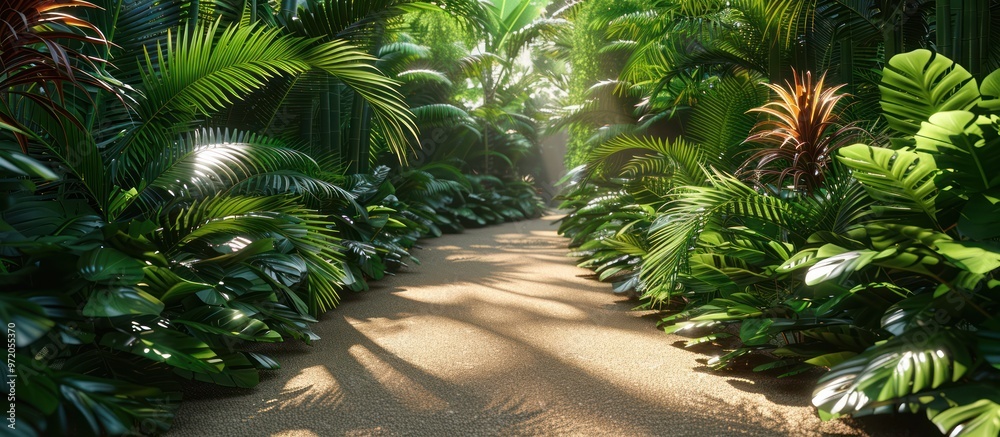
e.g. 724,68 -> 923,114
0,0 -> 547,434
554,1 -> 1000,436
13,0 -> 1000,435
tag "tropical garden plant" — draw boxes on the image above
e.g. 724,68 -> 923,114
554,1 -> 1000,435
1,0 -> 545,434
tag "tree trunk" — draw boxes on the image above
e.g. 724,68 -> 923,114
347,92 -> 365,174
300,98 -> 313,147
331,80 -> 342,168
937,0 -> 953,59
320,79 -> 332,161
839,39 -> 854,95
938,0 -> 991,79
190,0 -> 199,27
358,101 -> 372,174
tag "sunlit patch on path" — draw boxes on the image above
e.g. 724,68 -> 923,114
169,217 -> 905,436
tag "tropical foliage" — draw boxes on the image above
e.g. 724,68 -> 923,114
1,0 -> 544,434
14,0 -> 1000,434
555,1 -> 1000,436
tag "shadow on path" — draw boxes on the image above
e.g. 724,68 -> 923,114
168,217 -> 927,437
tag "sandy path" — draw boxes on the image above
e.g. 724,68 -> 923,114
168,216 -> 927,436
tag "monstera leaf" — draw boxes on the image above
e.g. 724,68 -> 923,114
935,241 -> 1000,275
959,193 -> 1000,240
866,224 -> 952,277
813,329 -> 976,419
924,385 -> 1000,437
836,144 -> 940,224
880,50 -> 980,138
914,110 -> 1000,194
979,69 -> 1000,112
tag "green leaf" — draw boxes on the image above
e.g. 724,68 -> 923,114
100,329 -> 223,374
805,351 -> 858,368
777,247 -> 820,273
836,144 -> 939,223
979,68 -> 1000,112
492,0 -> 544,51
245,352 -> 281,370
933,399 -> 1000,436
78,247 -> 145,285
805,249 -> 878,285
880,49 -> 980,137
175,352 -> 259,388
752,359 -> 803,373
936,241 -> 1000,274
0,294 -> 54,347
173,306 -> 282,342
140,266 -> 215,304
860,224 -> 952,277
925,386 -> 1000,437
0,148 -> 58,180
959,193 -> 1000,240
740,318 -> 775,346
684,332 -> 732,347
977,324 -> 1000,371
47,372 -> 174,436
82,287 -> 165,317
914,110 -> 1000,193
813,329 -> 975,417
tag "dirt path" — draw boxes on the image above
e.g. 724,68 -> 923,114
168,216 -> 922,436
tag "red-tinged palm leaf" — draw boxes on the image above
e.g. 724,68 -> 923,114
0,0 -> 115,151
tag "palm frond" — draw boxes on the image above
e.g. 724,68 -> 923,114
115,22 -> 316,173
131,128 -> 320,214
642,169 -> 817,301
686,72 -> 767,165
585,135 -> 707,187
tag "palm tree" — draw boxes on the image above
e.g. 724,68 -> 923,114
264,0 -> 490,174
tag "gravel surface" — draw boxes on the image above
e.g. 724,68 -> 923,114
168,216 -> 933,437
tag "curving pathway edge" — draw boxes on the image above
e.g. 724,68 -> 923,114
168,216 -> 923,437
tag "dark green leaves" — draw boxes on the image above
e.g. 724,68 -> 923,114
0,148 -> 58,179
836,144 -> 940,225
0,294 -> 54,347
78,248 -> 145,285
914,111 -> 1000,194
82,288 -> 164,318
101,329 -> 223,374
173,306 -> 281,342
